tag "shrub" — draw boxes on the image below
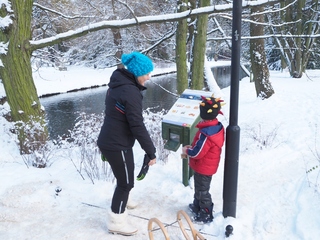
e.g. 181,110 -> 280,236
242,123 -> 280,151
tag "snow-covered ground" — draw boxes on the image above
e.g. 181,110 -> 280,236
1,65 -> 320,239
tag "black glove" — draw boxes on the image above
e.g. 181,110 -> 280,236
136,154 -> 150,181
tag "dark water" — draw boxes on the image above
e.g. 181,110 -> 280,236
40,74 -> 178,139
40,66 -> 244,139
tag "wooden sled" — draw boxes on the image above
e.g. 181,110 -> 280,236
148,210 -> 206,240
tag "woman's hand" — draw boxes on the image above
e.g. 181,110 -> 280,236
149,158 -> 156,166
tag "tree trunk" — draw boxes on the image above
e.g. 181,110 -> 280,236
175,0 -> 189,94
0,1 -> 48,155
190,0 -> 210,90
109,20 -> 123,68
293,0 -> 304,78
250,5 -> 274,99
277,0 -> 317,78
301,0 -> 319,72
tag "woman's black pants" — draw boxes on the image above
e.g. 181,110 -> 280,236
99,148 -> 135,214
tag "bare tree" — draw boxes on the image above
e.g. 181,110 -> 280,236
175,0 -> 189,94
269,0 -> 320,77
189,0 -> 210,90
250,4 -> 275,99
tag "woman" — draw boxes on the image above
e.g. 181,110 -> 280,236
97,52 -> 157,236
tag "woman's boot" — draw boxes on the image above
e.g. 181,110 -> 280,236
126,195 -> 138,209
107,210 -> 138,236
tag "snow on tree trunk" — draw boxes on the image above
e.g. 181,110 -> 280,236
0,0 -> 48,155
190,0 -> 210,90
250,4 -> 274,99
175,0 -> 189,94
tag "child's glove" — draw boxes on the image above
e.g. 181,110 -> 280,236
137,154 -> 150,180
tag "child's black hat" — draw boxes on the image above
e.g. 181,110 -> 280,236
200,95 -> 224,120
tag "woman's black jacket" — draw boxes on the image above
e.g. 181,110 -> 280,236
97,68 -> 156,160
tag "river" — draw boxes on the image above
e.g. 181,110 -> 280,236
40,65 -> 245,139
40,74 -> 178,139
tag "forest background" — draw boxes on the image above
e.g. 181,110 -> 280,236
0,0 -> 319,188
1,1 -> 320,239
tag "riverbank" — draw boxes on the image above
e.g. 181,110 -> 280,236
0,63 -> 176,101
1,60 -> 240,101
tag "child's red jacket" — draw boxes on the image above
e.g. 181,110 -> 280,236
187,118 -> 225,176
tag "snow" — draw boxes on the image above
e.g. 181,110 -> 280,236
29,0 -> 280,49
1,65 -> 320,239
28,65 -> 176,97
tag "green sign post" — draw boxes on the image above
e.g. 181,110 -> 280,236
162,89 -> 212,186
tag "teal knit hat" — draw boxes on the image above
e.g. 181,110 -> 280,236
121,52 -> 154,77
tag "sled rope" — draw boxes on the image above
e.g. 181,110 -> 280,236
81,202 -> 213,238
149,79 -> 179,97
129,213 -> 177,227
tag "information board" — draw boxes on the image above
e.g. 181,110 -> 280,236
162,89 -> 213,127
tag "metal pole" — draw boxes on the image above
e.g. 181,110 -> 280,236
222,0 -> 242,218
182,157 -> 189,186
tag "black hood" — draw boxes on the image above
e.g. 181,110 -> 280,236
108,68 -> 146,91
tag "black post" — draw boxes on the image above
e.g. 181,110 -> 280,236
222,0 -> 242,218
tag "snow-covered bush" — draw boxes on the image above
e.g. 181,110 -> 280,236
143,108 -> 170,163
241,123 -> 280,151
57,109 -> 168,183
59,112 -> 111,184
14,116 -> 58,168
20,140 -> 58,168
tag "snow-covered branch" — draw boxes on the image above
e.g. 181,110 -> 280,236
83,0 -> 103,15
214,11 -> 300,28
210,17 -> 232,50
29,0 -> 280,51
33,3 -> 94,19
143,29 -> 176,54
249,0 -> 297,17
240,18 -> 301,28
115,0 -> 139,23
207,34 -> 320,41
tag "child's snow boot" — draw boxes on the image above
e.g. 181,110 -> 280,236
193,203 -> 214,223
188,199 -> 200,215
107,210 -> 138,236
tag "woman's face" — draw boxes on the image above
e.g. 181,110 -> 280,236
137,73 -> 151,86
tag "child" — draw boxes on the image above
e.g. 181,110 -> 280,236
182,95 -> 225,223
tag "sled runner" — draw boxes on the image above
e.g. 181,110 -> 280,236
148,210 -> 206,240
